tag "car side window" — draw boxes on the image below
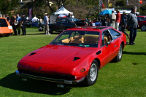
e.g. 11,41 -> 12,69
109,29 -> 121,40
60,19 -> 68,23
0,19 -> 8,27
102,30 -> 112,46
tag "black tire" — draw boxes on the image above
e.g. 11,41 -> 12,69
84,60 -> 98,86
113,44 -> 123,62
4,33 -> 10,37
141,25 -> 146,31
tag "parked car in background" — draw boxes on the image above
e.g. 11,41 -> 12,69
75,19 -> 87,26
137,16 -> 146,31
49,17 -> 78,33
0,17 -> 13,37
26,19 -> 32,28
15,26 -> 126,87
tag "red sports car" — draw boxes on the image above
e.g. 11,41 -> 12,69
16,26 -> 126,86
137,16 -> 146,31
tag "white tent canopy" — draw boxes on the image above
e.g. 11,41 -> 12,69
54,6 -> 73,15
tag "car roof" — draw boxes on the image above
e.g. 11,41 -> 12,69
0,17 -> 7,19
137,16 -> 146,17
66,26 -> 112,33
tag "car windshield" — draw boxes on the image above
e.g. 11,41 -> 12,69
0,19 -> 8,27
51,30 -> 100,47
138,17 -> 146,21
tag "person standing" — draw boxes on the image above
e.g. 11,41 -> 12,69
5,14 -> 10,22
16,14 -> 21,35
11,15 -> 17,35
106,14 -> 110,26
121,12 -> 129,37
44,13 -> 50,35
115,10 -> 121,30
21,14 -> 26,35
110,11 -> 116,28
127,6 -> 138,45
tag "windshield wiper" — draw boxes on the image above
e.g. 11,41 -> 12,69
67,43 -> 79,46
67,43 -> 86,47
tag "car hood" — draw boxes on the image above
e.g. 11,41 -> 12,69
20,45 -> 96,67
0,27 -> 12,34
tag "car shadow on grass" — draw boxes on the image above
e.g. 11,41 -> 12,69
0,73 -> 71,95
123,51 -> 146,55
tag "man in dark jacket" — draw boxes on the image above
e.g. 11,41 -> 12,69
121,11 -> 129,37
127,6 -> 138,45
21,14 -> 26,35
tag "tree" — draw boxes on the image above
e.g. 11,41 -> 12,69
140,4 -> 146,15
0,0 -> 11,14
0,0 -> 19,14
115,0 -> 126,7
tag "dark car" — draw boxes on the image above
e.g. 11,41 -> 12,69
49,18 -> 78,33
137,16 -> 146,31
75,19 -> 87,26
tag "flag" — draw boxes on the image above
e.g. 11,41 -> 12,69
100,0 -> 106,8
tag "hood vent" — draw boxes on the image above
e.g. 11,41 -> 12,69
73,57 -> 80,61
29,52 -> 36,56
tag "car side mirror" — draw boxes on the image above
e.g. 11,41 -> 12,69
106,41 -> 111,46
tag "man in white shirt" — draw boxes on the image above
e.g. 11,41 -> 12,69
44,13 -> 50,35
110,11 -> 116,28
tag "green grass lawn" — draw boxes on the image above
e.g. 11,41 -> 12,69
0,28 -> 146,97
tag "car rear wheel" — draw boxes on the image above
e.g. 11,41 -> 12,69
141,25 -> 146,31
84,60 -> 98,86
113,44 -> 123,62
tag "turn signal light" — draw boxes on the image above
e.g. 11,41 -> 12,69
80,68 -> 86,72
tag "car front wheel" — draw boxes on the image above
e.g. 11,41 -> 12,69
113,44 -> 123,62
84,60 -> 98,86
141,25 -> 146,31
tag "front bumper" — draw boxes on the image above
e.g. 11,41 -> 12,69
15,70 -> 85,84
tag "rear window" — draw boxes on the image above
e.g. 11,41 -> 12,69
0,19 -> 8,27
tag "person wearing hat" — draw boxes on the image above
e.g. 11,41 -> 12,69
44,13 -> 51,35
115,10 -> 121,30
127,6 -> 138,45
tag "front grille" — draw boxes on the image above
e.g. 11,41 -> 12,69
18,69 -> 75,80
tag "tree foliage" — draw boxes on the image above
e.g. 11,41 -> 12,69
115,0 -> 126,7
140,4 -> 146,15
0,0 -> 19,14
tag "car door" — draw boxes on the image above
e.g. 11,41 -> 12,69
108,29 -> 121,57
100,29 -> 119,65
100,30 -> 113,65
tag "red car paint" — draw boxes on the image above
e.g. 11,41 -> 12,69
16,26 -> 126,85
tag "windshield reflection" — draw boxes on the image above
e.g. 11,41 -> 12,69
51,30 -> 100,47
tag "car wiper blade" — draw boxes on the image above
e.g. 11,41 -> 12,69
67,43 -> 87,47
67,43 -> 79,46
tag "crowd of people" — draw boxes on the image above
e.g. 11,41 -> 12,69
85,6 -> 138,45
3,14 -> 26,35
2,6 -> 138,45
